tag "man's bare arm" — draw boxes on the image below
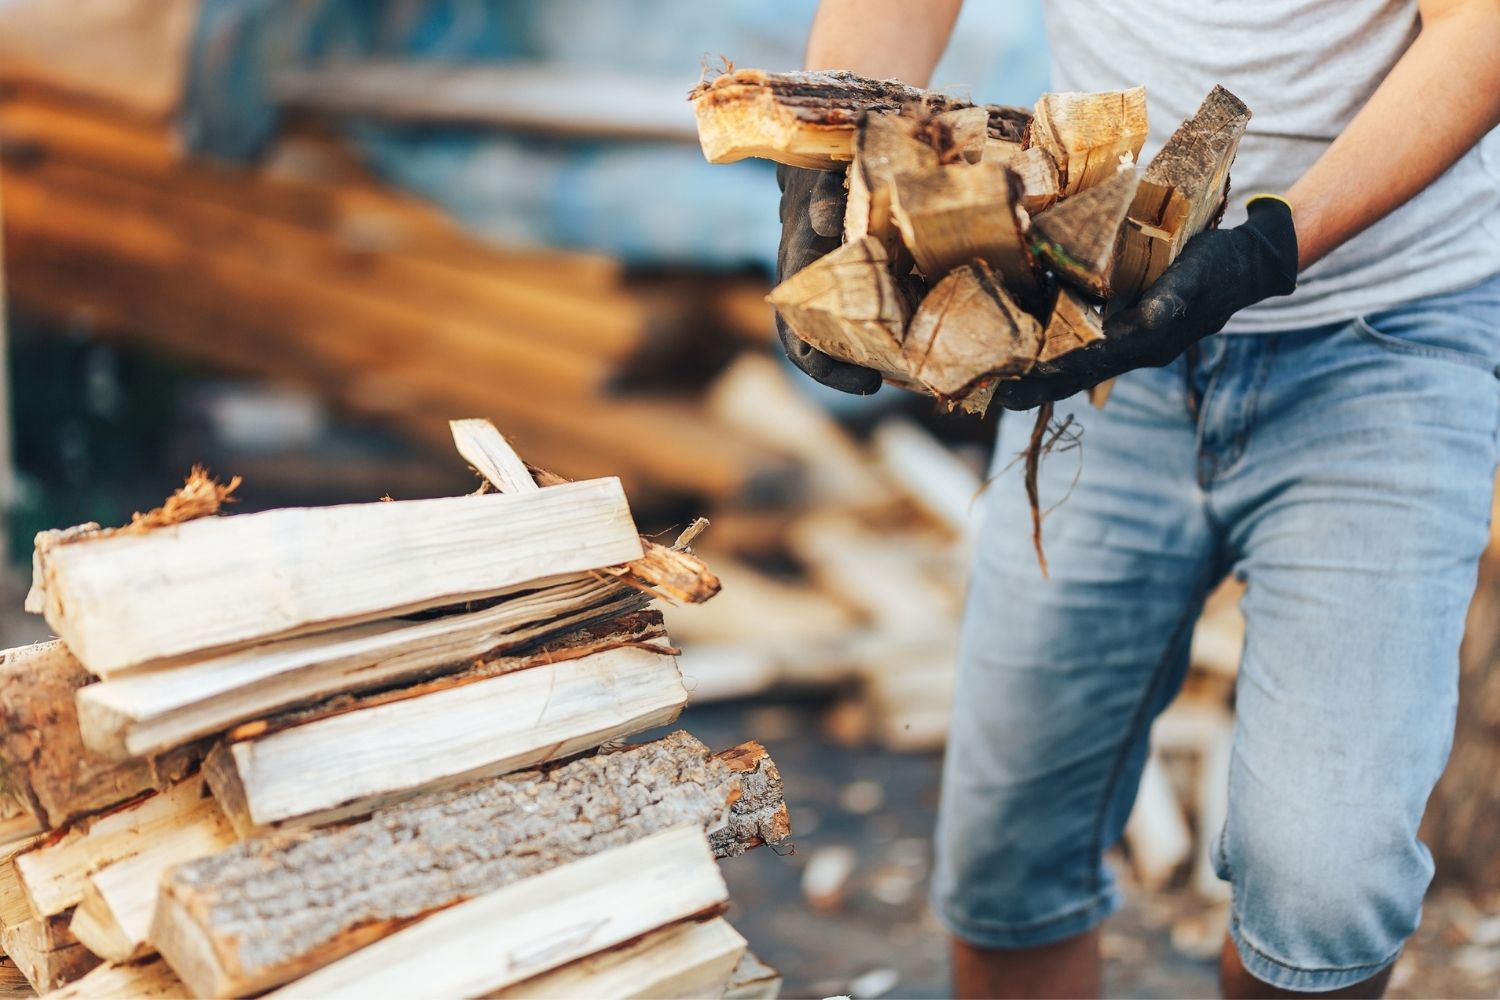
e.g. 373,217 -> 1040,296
1286,0 -> 1500,268
804,0 -> 962,85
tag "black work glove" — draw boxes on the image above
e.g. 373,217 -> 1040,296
993,195 -> 1299,410
775,163 -> 883,395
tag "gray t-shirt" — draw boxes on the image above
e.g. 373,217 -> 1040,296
1044,0 -> 1500,332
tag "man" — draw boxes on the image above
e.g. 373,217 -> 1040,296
776,1 -> 1500,996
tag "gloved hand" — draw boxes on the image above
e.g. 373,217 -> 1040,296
775,164 -> 883,395
993,195 -> 1299,411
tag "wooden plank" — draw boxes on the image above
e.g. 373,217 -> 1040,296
204,644 -> 688,832
766,235 -> 911,381
1031,167 -> 1139,297
0,642 -> 199,830
691,67 -> 1028,169
266,826 -> 727,1000
0,912 -> 99,993
76,576 -> 652,760
276,62 -> 698,141
1112,85 -> 1251,302
68,794 -> 234,961
39,478 -> 642,676
450,418 -> 539,494
890,161 -> 1035,289
902,260 -> 1042,398
153,733 -> 777,996
488,917 -> 746,999
14,777 -> 216,918
1030,87 -> 1148,197
42,955 -> 188,1000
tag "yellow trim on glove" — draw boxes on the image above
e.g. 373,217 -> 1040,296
1246,193 -> 1293,211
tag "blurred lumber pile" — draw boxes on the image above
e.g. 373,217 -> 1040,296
0,8 -> 788,506
0,420 -> 789,998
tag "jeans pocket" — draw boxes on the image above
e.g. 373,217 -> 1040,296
1351,313 -> 1500,379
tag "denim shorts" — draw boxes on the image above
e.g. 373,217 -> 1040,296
931,275 -> 1500,992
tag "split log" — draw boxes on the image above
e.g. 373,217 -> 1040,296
890,161 -> 1035,290
39,955 -> 188,1000
845,112 -> 940,264
203,643 -> 689,833
1010,146 -> 1061,214
266,826 -> 728,1000
871,419 -> 984,539
1038,288 -> 1106,363
690,68 -> 1029,169
69,793 -> 234,961
766,235 -> 911,381
902,260 -> 1042,399
0,834 -> 42,928
76,575 -> 656,760
1030,87 -> 1148,197
37,477 -> 644,677
488,917 -> 746,999
1112,85 -> 1251,302
0,912 -> 100,993
14,777 -> 219,919
706,741 -> 792,858
724,950 -> 784,1000
450,418 -> 537,494
152,732 -> 783,996
1031,167 -> 1139,297
0,642 -> 198,829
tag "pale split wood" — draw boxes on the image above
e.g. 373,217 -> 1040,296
265,826 -> 727,1000
450,418 -> 539,493
902,260 -> 1043,399
1112,85 -> 1251,303
1030,87 -> 1148,197
151,733 -> 766,998
487,917 -> 746,1000
1031,167 -> 1139,298
870,419 -> 984,539
0,834 -> 44,928
845,112 -> 940,265
39,478 -> 644,676
14,776 -> 215,918
766,235 -> 911,380
724,950 -> 784,1000
37,954 -> 188,1000
889,160 -> 1035,289
204,644 -> 689,833
1038,288 -> 1106,364
0,911 -> 99,993
1008,146 -> 1061,214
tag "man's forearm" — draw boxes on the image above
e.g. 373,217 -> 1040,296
804,0 -> 962,85
1285,0 -> 1500,269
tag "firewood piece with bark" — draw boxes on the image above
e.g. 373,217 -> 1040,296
690,67 -> 1030,169
0,911 -> 100,993
766,235 -> 912,381
1030,87 -> 1148,197
0,642 -> 199,829
39,954 -> 188,1000
203,643 -> 689,834
1112,85 -> 1251,302
707,741 -> 792,857
37,478 -> 645,678
266,826 -> 729,1000
890,160 -> 1036,289
1009,146 -> 1063,214
151,732 -> 786,997
902,260 -> 1043,400
845,112 -> 941,265
1031,167 -> 1139,297
1039,288 -> 1106,363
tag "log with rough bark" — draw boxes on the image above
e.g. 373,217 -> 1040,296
707,741 -> 792,857
204,643 -> 689,833
1112,85 -> 1251,302
890,161 -> 1035,290
0,911 -> 100,993
690,67 -> 1029,169
765,235 -> 911,381
13,776 -> 218,919
37,478 -> 644,677
39,954 -> 188,1000
1031,167 -> 1139,297
1030,87 -> 1148,197
845,112 -> 940,264
152,732 -> 785,997
267,826 -> 728,1000
1038,288 -> 1106,363
486,916 -> 747,1000
0,641 -> 198,829
902,260 -> 1042,399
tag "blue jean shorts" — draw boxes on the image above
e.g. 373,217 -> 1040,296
931,275 -> 1500,992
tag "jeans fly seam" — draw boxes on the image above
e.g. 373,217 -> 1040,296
1221,336 -> 1281,476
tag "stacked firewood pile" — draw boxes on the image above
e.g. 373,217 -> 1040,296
692,68 -> 1249,411
0,420 -> 789,998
